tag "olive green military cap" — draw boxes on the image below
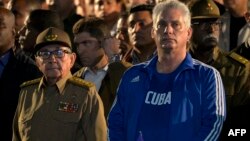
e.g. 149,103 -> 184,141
34,27 -> 72,53
191,0 -> 220,20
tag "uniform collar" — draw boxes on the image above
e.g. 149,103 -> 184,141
38,72 -> 72,94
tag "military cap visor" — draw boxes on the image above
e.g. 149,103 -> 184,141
34,27 -> 72,53
191,15 -> 221,20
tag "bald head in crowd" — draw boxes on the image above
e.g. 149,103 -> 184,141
0,7 -> 15,55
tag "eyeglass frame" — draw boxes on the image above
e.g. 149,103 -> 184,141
192,20 -> 222,31
36,49 -> 72,59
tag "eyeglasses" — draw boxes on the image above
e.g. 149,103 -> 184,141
192,21 -> 222,31
36,49 -> 72,59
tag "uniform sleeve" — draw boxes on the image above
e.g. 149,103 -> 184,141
231,63 -> 250,106
12,90 -> 25,141
81,87 -> 107,141
195,68 -> 226,141
107,75 -> 126,141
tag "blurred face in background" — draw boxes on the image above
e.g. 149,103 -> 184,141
128,11 -> 153,48
74,32 -> 105,67
8,0 -> 30,31
115,15 -> 131,55
46,0 -> 73,16
223,0 -> 248,15
0,8 -> 15,54
94,0 -> 121,21
18,16 -> 40,52
0,0 -> 10,8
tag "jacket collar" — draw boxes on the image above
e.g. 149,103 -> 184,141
140,53 -> 195,79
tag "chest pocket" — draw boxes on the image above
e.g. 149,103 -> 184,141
52,102 -> 83,123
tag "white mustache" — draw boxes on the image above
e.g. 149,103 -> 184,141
202,34 -> 218,42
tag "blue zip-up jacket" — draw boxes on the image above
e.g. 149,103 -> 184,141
108,53 -> 226,141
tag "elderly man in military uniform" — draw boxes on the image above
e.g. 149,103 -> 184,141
12,27 -> 107,141
189,0 -> 250,140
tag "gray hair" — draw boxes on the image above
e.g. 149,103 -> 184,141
152,0 -> 191,28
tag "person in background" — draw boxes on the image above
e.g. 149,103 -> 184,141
229,1 -> 250,60
18,9 -> 64,59
0,7 -> 41,141
73,17 -> 132,118
189,0 -> 250,140
7,0 -> 41,32
231,38 -> 250,60
219,0 -> 249,51
128,4 -> 156,64
12,27 -> 107,141
74,0 -> 86,16
94,0 -> 126,36
108,1 -> 226,141
0,0 -> 10,8
7,0 -> 41,52
115,12 -> 133,62
85,0 -> 96,16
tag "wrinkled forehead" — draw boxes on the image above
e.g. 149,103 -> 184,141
156,8 -> 184,22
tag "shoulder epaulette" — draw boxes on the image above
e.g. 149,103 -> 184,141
68,77 -> 94,89
20,78 -> 41,88
228,52 -> 249,66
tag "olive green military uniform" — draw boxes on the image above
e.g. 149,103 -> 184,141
190,0 -> 250,110
209,48 -> 250,140
12,73 -> 107,141
208,47 -> 250,110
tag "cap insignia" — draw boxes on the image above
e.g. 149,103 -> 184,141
206,3 -> 213,11
45,34 -> 58,41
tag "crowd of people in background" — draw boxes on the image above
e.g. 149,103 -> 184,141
0,0 -> 249,141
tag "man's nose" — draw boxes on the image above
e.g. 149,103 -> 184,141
132,23 -> 142,32
163,24 -> 174,34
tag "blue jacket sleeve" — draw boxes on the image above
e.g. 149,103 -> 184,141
195,68 -> 226,141
108,74 -> 127,141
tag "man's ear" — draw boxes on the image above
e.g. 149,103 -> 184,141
12,27 -> 16,36
151,27 -> 156,39
187,27 -> 193,41
70,52 -> 77,68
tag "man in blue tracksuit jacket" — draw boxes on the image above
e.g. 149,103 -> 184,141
108,1 -> 226,141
